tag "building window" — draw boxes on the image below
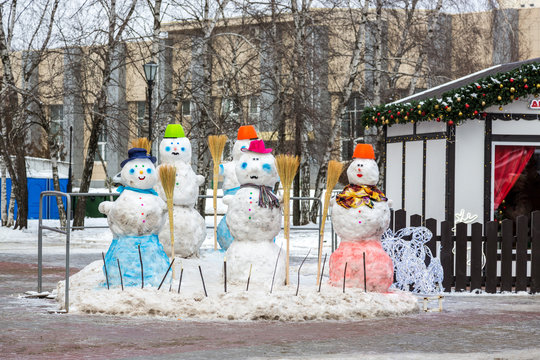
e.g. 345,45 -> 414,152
182,100 -> 191,116
341,96 -> 364,160
137,101 -> 146,138
221,98 -> 240,118
95,121 -> 108,161
50,105 -> 65,146
248,96 -> 260,120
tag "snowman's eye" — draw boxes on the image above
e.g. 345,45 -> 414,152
129,169 -> 135,174
177,142 -> 179,144
241,146 -> 246,150
181,147 -> 185,152
165,146 -> 171,152
241,162 -> 247,169
262,163 -> 271,172
146,168 -> 152,174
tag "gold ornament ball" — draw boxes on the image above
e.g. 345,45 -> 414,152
446,107 -> 451,112
418,110 -> 422,115
499,106 -> 503,111
417,104 -> 421,109
457,97 -> 461,102
500,84 -> 504,88
497,95 -> 502,101
524,78 -> 528,83
404,116 -> 408,121
510,87 -> 515,93
537,84 -> 540,89
434,104 -> 439,110
481,101 -> 486,106
458,111 -> 463,116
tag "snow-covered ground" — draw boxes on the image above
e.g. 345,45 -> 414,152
1,216 -> 419,320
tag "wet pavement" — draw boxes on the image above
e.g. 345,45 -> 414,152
2,251 -> 540,359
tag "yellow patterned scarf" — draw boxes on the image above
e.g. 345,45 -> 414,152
335,184 -> 387,209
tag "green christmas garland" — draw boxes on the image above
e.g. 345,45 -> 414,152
360,62 -> 540,128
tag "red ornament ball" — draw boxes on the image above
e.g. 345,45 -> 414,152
377,112 -> 380,116
474,110 -> 478,115
510,78 -> 514,83
436,117 -> 441,122
476,85 -> 481,89
448,120 -> 454,126
525,84 -> 529,89
465,104 -> 470,108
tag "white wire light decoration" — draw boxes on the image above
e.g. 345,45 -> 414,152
382,227 -> 444,294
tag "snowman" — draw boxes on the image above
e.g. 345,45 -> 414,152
329,143 -> 393,292
217,125 -> 258,250
99,148 -> 171,287
156,124 -> 206,258
223,139 -> 284,285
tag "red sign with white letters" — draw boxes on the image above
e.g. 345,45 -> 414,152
530,99 -> 540,109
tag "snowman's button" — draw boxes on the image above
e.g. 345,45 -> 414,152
249,216 -> 251,219
143,220 -> 146,223
359,221 -> 362,223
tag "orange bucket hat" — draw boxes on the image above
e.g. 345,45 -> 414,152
237,125 -> 258,140
352,143 -> 375,159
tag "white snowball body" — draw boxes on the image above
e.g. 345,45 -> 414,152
224,150 -> 283,284
156,162 -> 203,207
331,158 -> 390,242
158,206 -> 205,258
225,241 -> 285,285
99,158 -> 166,237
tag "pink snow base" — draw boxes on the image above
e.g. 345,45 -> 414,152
329,240 -> 394,292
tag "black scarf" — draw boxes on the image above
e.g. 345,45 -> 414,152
240,183 -> 280,210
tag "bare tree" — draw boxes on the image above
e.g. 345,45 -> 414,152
0,0 -> 60,229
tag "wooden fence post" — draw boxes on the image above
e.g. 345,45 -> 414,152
531,211 -> 540,293
515,215 -> 528,292
485,221 -> 498,293
394,209 -> 406,231
425,218 -> 438,266
455,222 -> 468,291
500,219 -> 513,292
440,220 -> 453,292
470,222 -> 483,291
410,214 -> 422,227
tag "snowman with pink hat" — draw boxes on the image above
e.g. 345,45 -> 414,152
223,139 -> 285,285
329,143 -> 393,292
217,125 -> 259,250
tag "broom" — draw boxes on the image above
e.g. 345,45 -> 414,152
208,135 -> 228,250
275,154 -> 300,285
159,164 -> 176,277
131,137 -> 152,154
316,160 -> 344,286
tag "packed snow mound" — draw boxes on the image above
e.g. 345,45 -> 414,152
56,258 -> 418,321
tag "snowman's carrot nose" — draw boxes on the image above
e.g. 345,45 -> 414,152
139,170 -> 144,174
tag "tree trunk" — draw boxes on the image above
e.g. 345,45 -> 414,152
51,156 -> 67,227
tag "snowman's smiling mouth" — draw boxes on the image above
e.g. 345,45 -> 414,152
138,176 -> 146,180
357,174 -> 363,178
250,175 -> 258,179
172,151 -> 179,155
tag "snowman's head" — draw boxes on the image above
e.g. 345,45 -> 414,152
235,140 -> 278,187
347,158 -> 379,186
121,158 -> 158,189
231,139 -> 252,162
159,137 -> 192,164
347,143 -> 379,186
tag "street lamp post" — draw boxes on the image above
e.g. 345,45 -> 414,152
67,126 -> 73,194
143,61 -> 159,149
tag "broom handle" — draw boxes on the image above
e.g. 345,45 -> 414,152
284,190 -> 290,285
213,164 -> 219,250
316,191 -> 332,286
167,199 -> 175,278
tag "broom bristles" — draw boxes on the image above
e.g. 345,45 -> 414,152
132,138 -> 152,154
159,164 -> 176,200
275,155 -> 300,189
208,135 -> 228,164
325,160 -> 344,193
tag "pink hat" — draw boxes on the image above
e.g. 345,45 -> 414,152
241,139 -> 272,154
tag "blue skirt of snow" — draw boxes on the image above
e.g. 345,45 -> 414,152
217,187 -> 239,251
103,234 -> 171,288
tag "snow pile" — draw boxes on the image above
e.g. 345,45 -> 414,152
56,253 -> 418,321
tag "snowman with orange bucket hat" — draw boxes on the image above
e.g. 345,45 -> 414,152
329,143 -> 394,292
216,125 -> 258,250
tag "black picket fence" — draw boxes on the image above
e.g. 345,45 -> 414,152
390,209 -> 540,293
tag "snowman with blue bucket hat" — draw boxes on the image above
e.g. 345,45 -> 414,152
99,148 -> 171,288
156,124 -> 206,258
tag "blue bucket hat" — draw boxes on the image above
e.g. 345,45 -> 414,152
120,148 -> 157,168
